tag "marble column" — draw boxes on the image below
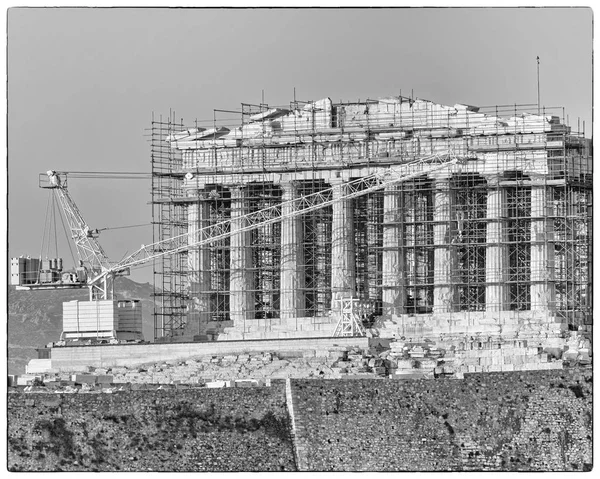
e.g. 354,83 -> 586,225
330,178 -> 356,307
279,181 -> 305,321
485,176 -> 509,311
433,178 -> 458,313
185,194 -> 213,337
530,182 -> 556,310
382,184 -> 406,316
229,185 -> 254,327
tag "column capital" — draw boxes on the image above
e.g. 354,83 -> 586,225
529,176 -> 548,186
433,177 -> 452,190
205,188 -> 222,200
190,189 -> 214,200
484,174 -> 503,187
383,182 -> 401,192
278,180 -> 300,194
185,189 -> 200,199
428,171 -> 452,181
227,184 -> 248,199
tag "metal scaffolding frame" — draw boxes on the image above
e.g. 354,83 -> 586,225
149,97 -> 591,340
150,113 -> 188,339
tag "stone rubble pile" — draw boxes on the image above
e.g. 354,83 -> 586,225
14,346 -> 392,390
376,329 -> 592,378
12,332 -> 592,391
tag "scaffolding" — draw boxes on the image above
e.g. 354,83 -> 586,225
150,96 -> 592,340
150,113 -> 188,339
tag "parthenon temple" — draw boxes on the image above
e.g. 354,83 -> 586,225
150,95 -> 591,353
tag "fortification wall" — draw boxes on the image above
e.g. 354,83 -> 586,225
291,369 -> 592,471
7,382 -> 295,472
7,369 -> 592,472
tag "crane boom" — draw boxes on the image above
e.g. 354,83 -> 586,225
91,151 -> 462,286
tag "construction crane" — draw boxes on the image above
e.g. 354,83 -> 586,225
15,150 -> 463,343
13,170 -> 146,343
44,170 -> 119,300
14,171 -> 133,300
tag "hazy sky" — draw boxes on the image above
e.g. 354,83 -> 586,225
7,7 -> 593,285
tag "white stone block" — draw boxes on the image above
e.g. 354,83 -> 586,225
26,359 -> 53,374
16,375 -> 38,386
578,349 -> 591,361
206,381 -> 226,388
563,350 -> 579,361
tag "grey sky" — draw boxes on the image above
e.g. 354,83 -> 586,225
7,7 -> 593,284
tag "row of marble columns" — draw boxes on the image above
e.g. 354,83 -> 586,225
186,176 -> 556,331
380,177 -> 556,315
433,176 -> 556,313
484,177 -> 556,312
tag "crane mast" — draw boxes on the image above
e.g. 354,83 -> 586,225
43,171 -> 115,300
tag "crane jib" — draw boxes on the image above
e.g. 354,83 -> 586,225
89,152 -> 462,288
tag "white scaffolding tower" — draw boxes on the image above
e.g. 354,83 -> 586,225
332,297 -> 367,337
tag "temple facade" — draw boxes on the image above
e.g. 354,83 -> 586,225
150,96 -> 591,359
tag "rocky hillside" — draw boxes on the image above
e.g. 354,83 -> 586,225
8,278 -> 155,375
8,384 -> 295,472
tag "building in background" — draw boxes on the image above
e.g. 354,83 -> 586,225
150,95 -> 591,357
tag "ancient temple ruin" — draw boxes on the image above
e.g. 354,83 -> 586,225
150,95 -> 591,354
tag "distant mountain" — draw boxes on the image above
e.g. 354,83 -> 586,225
7,277 -> 156,375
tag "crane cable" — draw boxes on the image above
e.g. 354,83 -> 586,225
52,193 -> 59,260
96,223 -> 151,232
44,192 -> 58,260
38,189 -> 78,271
42,172 -> 152,234
39,193 -> 151,269
38,190 -> 52,262
35,172 -> 152,272
50,171 -> 152,180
